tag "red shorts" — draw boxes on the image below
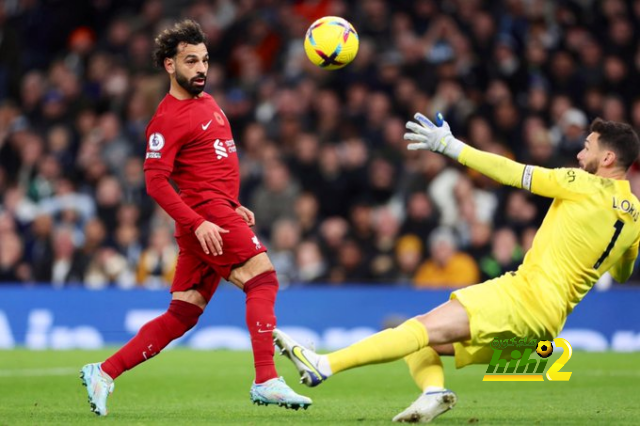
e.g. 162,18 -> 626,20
171,201 -> 267,302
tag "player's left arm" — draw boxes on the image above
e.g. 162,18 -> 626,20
404,113 -> 527,188
404,113 -> 587,200
609,239 -> 639,283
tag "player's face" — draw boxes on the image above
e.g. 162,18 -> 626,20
173,43 -> 209,96
577,132 -> 602,174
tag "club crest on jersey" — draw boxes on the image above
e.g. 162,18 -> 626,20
252,235 -> 262,250
148,133 -> 165,151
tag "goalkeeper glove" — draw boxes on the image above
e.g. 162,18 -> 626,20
404,112 -> 466,160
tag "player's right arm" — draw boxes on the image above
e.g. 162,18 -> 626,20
608,240 -> 639,283
144,118 -> 227,255
404,113 -> 588,200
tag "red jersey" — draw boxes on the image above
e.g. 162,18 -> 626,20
144,93 -> 240,235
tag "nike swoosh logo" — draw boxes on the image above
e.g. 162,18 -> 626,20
202,120 -> 212,130
257,329 -> 272,333
292,346 -> 322,379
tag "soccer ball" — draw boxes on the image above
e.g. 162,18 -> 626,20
304,16 -> 359,70
536,340 -> 554,358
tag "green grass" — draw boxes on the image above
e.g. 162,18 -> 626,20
0,350 -> 638,425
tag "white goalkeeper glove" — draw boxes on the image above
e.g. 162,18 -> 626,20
404,112 -> 466,160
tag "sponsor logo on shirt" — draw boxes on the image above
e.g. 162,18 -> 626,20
214,139 -> 228,159
213,139 -> 236,159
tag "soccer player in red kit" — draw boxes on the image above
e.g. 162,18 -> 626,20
80,19 -> 311,416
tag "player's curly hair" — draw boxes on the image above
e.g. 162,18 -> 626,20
591,118 -> 640,170
153,19 -> 207,69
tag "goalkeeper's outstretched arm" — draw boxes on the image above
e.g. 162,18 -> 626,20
404,113 -> 529,189
404,113 -> 587,200
457,146 -> 529,190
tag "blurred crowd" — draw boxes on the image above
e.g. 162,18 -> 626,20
2,0 -> 640,288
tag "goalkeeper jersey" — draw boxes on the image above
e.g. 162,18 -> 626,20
520,167 -> 640,313
458,146 -> 640,317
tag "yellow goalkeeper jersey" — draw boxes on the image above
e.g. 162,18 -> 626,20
520,167 -> 640,313
458,146 -> 640,322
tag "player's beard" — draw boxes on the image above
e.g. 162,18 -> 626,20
175,69 -> 206,96
582,158 -> 599,174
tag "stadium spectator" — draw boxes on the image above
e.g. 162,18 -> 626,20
295,239 -> 327,284
390,234 -> 424,284
399,192 -> 439,238
293,191 -> 320,239
85,247 -> 132,289
413,226 -> 480,288
268,218 -> 301,287
24,214 -> 55,283
250,159 -> 300,238
135,226 -> 176,289
49,226 -> 78,286
478,227 -> 523,281
0,231 -> 26,283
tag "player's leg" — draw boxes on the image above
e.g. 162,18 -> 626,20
405,344 -> 451,392
99,289 -> 206,379
228,253 -> 278,383
273,299 -> 470,386
392,344 -> 457,423
80,249 -> 213,416
228,252 -> 312,409
393,277 -> 519,423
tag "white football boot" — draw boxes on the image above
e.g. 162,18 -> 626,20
392,389 -> 457,423
80,363 -> 114,416
250,376 -> 312,410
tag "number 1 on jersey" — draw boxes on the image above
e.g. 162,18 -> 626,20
593,220 -> 624,269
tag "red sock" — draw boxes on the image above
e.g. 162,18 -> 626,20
102,300 -> 202,380
244,271 -> 279,384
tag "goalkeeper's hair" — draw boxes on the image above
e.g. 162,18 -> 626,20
591,118 -> 640,170
153,19 -> 207,69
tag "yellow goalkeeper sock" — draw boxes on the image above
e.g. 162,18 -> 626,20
404,346 -> 444,391
327,318 -> 429,374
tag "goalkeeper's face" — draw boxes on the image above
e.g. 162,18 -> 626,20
170,42 -> 208,96
577,132 -> 601,174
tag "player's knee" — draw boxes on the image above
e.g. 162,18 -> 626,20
168,299 -> 203,331
243,270 -> 279,294
230,253 -> 274,286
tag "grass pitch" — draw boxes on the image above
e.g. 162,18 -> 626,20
0,349 -> 638,425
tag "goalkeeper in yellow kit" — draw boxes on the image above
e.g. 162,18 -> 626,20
273,114 -> 640,423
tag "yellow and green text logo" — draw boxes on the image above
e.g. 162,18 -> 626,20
483,338 -> 573,382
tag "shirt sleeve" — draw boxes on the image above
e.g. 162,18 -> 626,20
457,145 -> 528,188
143,109 -> 205,232
144,114 -> 186,172
529,167 -> 593,200
144,168 -> 205,232
457,146 -> 591,201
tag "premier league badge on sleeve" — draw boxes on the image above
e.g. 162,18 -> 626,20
146,133 -> 165,159
148,133 -> 165,151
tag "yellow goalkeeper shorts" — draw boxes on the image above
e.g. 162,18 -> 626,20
450,272 -> 565,368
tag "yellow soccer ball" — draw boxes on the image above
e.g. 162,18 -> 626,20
304,16 -> 359,70
536,340 -> 554,358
